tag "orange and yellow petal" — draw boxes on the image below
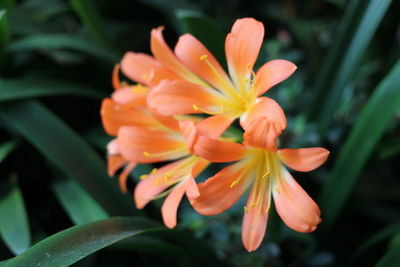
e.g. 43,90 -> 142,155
175,34 -> 234,93
161,182 -> 187,229
118,162 -> 136,193
121,52 -> 160,85
107,154 -> 127,176
273,167 -> 321,233
194,136 -> 247,162
112,64 -> 121,90
196,115 -> 234,139
148,80 -> 223,116
254,60 -> 297,97
243,117 -> 278,152
117,126 -> 187,163
278,148 -> 330,172
225,18 -> 264,81
241,97 -> 287,133
191,163 -> 251,215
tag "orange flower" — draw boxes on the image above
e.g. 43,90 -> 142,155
147,18 -> 296,132
191,117 -> 329,251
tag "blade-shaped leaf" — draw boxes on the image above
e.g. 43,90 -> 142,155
308,0 -> 392,136
0,180 -> 31,255
0,100 -> 134,216
319,59 -> 400,229
69,0 -> 109,48
0,140 -> 16,163
0,78 -> 104,102
52,177 -> 108,225
0,9 -> 10,45
2,217 -> 160,267
374,234 -> 400,267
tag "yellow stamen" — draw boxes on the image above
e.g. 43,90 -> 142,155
244,206 -> 248,213
140,174 -> 148,180
193,104 -> 199,111
143,151 -> 151,157
265,206 -> 270,214
230,179 -> 239,188
246,64 -> 252,70
262,172 -> 270,179
274,187 -> 281,194
249,202 -> 257,208
200,54 -> 209,60
131,84 -> 148,93
150,168 -> 158,175
242,77 -> 250,83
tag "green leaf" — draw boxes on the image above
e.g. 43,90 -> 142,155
176,10 -> 225,65
308,0 -> 392,136
0,78 -> 104,102
0,9 -> 10,45
0,180 -> 31,255
0,140 -> 16,163
319,59 -> 400,229
2,217 -> 160,267
374,233 -> 400,267
69,0 -> 109,48
52,177 -> 108,225
0,100 -> 134,216
6,34 -> 118,63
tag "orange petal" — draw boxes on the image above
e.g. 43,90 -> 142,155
107,154 -> 127,176
255,60 -> 297,96
273,167 -> 321,233
242,178 -> 271,252
185,176 -> 200,199
118,162 -> 136,193
196,115 -> 234,139
161,182 -> 187,229
107,139 -> 119,155
101,98 -> 157,136
243,117 -> 279,152
175,34 -> 233,92
194,136 -> 247,162
148,80 -> 221,116
241,97 -> 286,133
191,157 -> 209,177
112,64 -> 121,90
278,148 -> 330,172
225,18 -> 264,80
111,87 -> 148,105
178,120 -> 197,153
151,27 -> 205,86
191,163 -> 251,215
117,126 -> 187,163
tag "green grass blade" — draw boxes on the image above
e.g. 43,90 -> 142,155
319,59 -> 400,229
0,100 -> 134,216
0,78 -> 104,101
52,177 -> 108,225
2,217 -> 160,267
0,9 -> 10,45
0,140 -> 16,163
6,34 -> 118,63
374,234 -> 400,267
69,0 -> 109,48
176,10 -> 225,65
0,180 -> 31,255
308,0 -> 392,136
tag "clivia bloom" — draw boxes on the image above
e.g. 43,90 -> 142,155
147,17 -> 295,132
191,117 -> 330,252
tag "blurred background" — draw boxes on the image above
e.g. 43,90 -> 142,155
0,0 -> 399,266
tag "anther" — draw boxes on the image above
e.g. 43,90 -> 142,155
143,151 -> 151,157
262,172 -> 270,179
200,54 -> 209,60
140,174 -> 148,180
193,104 -> 199,111
249,202 -> 257,208
230,179 -> 239,188
265,206 -> 270,213
150,168 -> 158,174
274,188 -> 281,194
244,206 -> 248,213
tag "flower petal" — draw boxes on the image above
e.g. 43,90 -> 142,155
278,148 -> 330,172
161,182 -> 187,229
196,115 -> 234,139
194,136 -> 247,162
111,87 -> 148,105
118,162 -> 136,193
225,18 -> 264,80
112,64 -> 121,90
107,154 -> 126,176
191,163 -> 251,215
151,27 -> 206,86
148,80 -> 222,116
121,52 -> 159,85
117,126 -> 187,163
242,178 -> 271,252
273,167 -> 321,233
243,117 -> 278,152
175,34 -> 233,93
185,176 -> 200,199
241,97 -> 286,133
255,60 -> 297,96
178,120 -> 197,153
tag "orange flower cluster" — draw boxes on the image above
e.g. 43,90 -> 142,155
100,18 -> 329,252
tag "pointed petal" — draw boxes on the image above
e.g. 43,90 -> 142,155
121,52 -> 159,85
196,115 -> 234,138
148,80 -> 221,116
185,176 -> 200,199
278,148 -> 330,172
243,117 -> 278,152
225,18 -> 264,80
117,126 -> 187,163
161,182 -> 187,229
241,97 -> 286,133
194,136 -> 247,162
175,34 -> 233,92
151,27 -> 206,86
111,87 -> 148,105
191,163 -> 251,215
112,64 -> 121,90
178,120 -> 197,153
242,178 -> 271,252
273,167 -> 321,233
107,139 -> 119,155
191,157 -> 209,177
107,154 -> 127,176
118,162 -> 136,193
255,60 -> 297,96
